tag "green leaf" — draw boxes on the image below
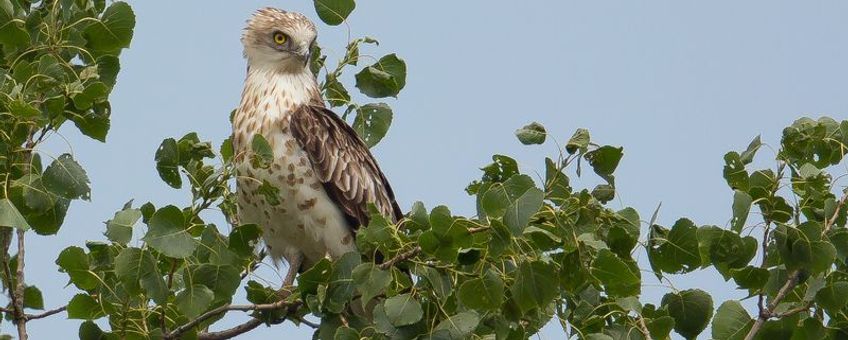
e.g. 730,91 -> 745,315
648,218 -> 701,276
313,0 -> 355,26
71,82 -> 108,110
84,2 -> 136,53
662,289 -> 713,339
104,207 -> 141,244
482,174 -> 544,235
591,249 -> 640,297
324,252 -> 361,313
175,284 -> 214,319
544,157 -> 571,205
419,206 -> 472,263
114,247 -> 168,304
432,311 -> 480,339
324,75 -> 350,107
23,286 -> 43,310
220,137 -> 234,163
192,264 -> 241,301
739,135 -> 762,164
566,128 -> 590,154
257,180 -> 281,206
228,224 -> 261,256
729,266 -> 769,292
155,138 -> 181,188
415,265 -> 452,303
352,262 -> 391,305
355,54 -> 406,98
353,103 -> 392,148
142,205 -> 196,258
78,321 -> 105,340
459,269 -> 504,311
70,102 -> 111,142
815,281 -> 848,313
0,199 -> 30,230
511,260 -> 559,313
56,246 -> 98,290
584,145 -> 623,176
0,1 -> 29,50
67,294 -> 104,320
42,154 -> 91,200
250,134 -> 273,169
587,184 -> 614,205
723,152 -> 749,191
712,300 -> 753,340
334,327 -> 360,340
730,190 -> 753,233
515,122 -> 547,145
383,293 -> 423,327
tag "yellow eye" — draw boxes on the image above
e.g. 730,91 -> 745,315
273,32 -> 287,45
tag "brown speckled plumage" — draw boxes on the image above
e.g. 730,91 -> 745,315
233,8 -> 400,270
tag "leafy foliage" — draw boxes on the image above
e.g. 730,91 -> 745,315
2,1 -> 848,340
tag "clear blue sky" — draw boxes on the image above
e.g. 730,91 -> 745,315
28,1 -> 848,338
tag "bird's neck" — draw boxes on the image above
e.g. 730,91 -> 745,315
241,67 -> 322,117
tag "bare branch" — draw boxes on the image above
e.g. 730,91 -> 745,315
165,299 -> 302,340
14,229 -> 26,340
25,306 -> 67,320
745,269 -> 801,340
636,316 -> 653,340
198,318 -> 263,340
379,246 -> 421,270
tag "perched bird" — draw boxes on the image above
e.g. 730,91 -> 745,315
232,8 -> 402,287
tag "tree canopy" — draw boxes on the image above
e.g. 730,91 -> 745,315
0,1 -> 847,340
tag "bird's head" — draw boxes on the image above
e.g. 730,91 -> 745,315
242,8 -> 317,73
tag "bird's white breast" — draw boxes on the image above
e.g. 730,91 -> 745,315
232,69 -> 355,267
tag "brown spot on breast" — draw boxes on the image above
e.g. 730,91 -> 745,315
287,174 -> 297,186
273,163 -> 282,170
310,182 -> 322,190
298,198 -> 317,211
297,224 -> 305,230
341,235 -> 352,245
305,169 -> 314,178
288,163 -> 295,172
317,217 -> 327,226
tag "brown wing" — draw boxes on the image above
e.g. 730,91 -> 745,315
289,104 -> 403,231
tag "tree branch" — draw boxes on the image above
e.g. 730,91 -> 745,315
198,318 -> 263,340
14,229 -> 26,340
165,299 -> 302,340
744,269 -> 800,340
744,190 -> 848,340
636,316 -> 653,340
379,246 -> 421,270
25,305 -> 67,320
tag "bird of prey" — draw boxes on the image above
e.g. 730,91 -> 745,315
232,8 -> 402,288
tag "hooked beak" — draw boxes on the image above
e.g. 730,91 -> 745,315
299,48 -> 311,67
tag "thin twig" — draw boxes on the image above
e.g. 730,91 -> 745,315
25,305 -> 67,320
379,246 -> 421,270
165,299 -> 301,339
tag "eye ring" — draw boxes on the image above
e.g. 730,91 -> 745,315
273,32 -> 287,45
